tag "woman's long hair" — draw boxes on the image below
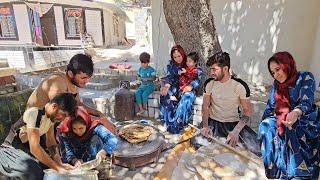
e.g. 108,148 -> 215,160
170,44 -> 187,67
267,51 -> 297,136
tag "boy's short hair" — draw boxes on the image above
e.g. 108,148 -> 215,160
187,52 -> 199,64
139,52 -> 150,63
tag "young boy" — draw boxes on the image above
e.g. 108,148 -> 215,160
135,52 -> 156,116
170,52 -> 200,101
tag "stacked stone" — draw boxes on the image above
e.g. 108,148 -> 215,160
0,89 -> 33,142
146,91 -> 161,119
191,97 -> 203,126
95,67 -> 138,77
136,91 -> 202,123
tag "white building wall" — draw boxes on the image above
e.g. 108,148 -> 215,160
85,9 -> 103,46
151,0 -> 174,75
54,6 -> 82,46
103,10 -> 112,46
0,4 -> 32,45
0,50 -> 25,68
310,16 -> 320,91
118,18 -> 126,41
152,0 -> 320,86
125,10 -> 136,39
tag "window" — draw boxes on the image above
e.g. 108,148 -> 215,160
0,5 -> 18,40
64,7 -> 84,39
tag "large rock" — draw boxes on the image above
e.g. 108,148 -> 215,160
0,89 -> 33,143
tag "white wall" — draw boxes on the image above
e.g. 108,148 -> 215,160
125,10 -> 136,39
118,18 -> 126,41
54,6 -> 81,46
152,0 -> 320,86
103,10 -> 113,46
0,50 -> 25,68
0,4 -> 32,45
103,10 -> 126,46
151,0 -> 174,75
212,0 -> 320,85
310,16 -> 320,91
85,9 -> 103,46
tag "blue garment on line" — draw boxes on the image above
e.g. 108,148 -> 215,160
59,124 -> 117,163
135,66 -> 156,104
258,71 -> 320,179
160,60 -> 203,134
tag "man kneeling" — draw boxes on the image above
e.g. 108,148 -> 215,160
0,93 -> 77,179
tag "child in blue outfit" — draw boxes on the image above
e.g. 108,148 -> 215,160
135,52 -> 156,116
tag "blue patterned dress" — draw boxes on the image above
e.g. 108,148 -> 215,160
59,124 -> 117,164
258,71 -> 320,179
160,60 -> 203,134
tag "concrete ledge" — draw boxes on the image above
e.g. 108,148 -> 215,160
0,68 -> 17,77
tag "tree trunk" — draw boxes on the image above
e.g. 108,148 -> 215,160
163,0 -> 221,82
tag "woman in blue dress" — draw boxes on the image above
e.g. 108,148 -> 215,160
160,45 -> 203,134
57,106 -> 117,166
258,51 -> 320,179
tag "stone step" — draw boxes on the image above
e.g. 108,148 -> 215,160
0,84 -> 16,95
89,74 -> 120,83
85,82 -> 114,91
0,68 -> 17,77
0,62 -> 8,68
95,68 -> 138,76
0,75 -> 15,86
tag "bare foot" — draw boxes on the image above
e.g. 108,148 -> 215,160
137,109 -> 146,116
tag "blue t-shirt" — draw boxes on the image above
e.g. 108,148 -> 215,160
138,66 -> 156,86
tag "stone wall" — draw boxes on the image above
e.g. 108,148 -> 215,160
0,46 -> 84,73
132,91 -> 203,123
0,89 -> 33,142
32,49 -> 83,71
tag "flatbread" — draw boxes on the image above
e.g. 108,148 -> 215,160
118,124 -> 155,143
213,153 -> 248,174
192,154 -> 236,179
190,144 -> 260,179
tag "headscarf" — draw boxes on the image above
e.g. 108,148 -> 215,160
170,44 -> 187,68
58,106 -> 101,140
267,51 -> 297,136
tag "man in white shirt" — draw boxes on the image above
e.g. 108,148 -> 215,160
196,52 -> 260,155
0,93 -> 77,179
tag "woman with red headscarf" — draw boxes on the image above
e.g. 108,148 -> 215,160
57,106 -> 117,166
258,51 -> 320,179
160,45 -> 203,133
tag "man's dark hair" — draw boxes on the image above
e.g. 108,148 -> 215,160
50,93 -> 77,117
67,54 -> 94,76
206,52 -> 230,70
187,52 -> 199,64
139,52 -> 151,63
